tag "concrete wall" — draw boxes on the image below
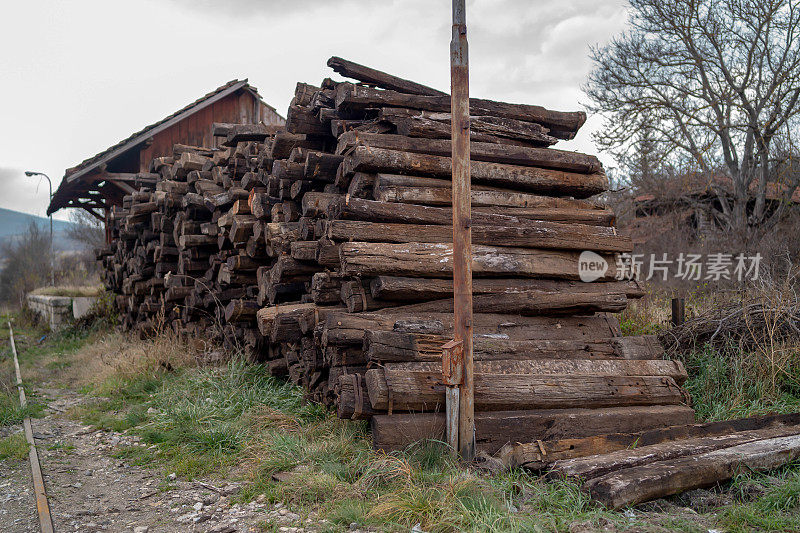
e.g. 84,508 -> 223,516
26,294 -> 99,331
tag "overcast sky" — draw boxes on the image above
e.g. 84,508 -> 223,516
0,0 -> 628,221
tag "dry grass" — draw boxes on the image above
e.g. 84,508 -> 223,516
12,298 -> 800,531
662,273 -> 800,400
83,331 -> 201,389
620,283 -> 721,336
31,328 -> 201,391
14,313 -> 800,531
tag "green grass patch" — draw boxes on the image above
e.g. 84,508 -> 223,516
0,432 -> 29,461
719,464 -> 800,532
620,317 -> 664,336
0,390 -> 44,427
80,359 -> 328,479
681,345 -> 800,421
74,352 -> 629,531
15,323 -> 97,368
113,445 -> 158,466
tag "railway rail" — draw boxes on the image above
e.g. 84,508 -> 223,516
9,321 -> 54,533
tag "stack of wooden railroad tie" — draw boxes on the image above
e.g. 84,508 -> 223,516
256,57 -> 694,452
98,132 -> 284,357
96,57 -> 686,476
96,56 -> 800,508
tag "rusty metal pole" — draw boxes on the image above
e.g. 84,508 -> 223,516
450,0 -> 475,460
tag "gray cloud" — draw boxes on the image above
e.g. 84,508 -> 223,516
0,0 -> 629,222
166,0 -> 371,18
0,166 -> 52,218
467,0 -> 627,105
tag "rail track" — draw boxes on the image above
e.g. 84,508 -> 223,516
9,321 -> 54,533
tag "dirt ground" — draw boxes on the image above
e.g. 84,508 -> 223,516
0,387 -> 328,533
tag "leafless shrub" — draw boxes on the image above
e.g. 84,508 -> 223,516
0,221 -> 51,306
66,209 -> 104,249
662,270 -> 800,396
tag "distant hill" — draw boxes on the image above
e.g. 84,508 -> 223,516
0,207 -> 82,251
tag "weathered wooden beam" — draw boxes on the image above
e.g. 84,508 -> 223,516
327,56 -> 447,96
551,425 -> 800,482
370,276 -> 642,301
500,412 -> 800,470
365,332 -> 662,364
364,368 -> 686,411
335,83 -> 586,139
336,132 -> 601,173
370,406 -> 696,454
342,146 -> 607,198
339,242 -> 619,280
378,107 -> 557,146
326,219 -> 631,251
330,197 -> 615,227
586,434 -> 800,509
451,0 -> 474,457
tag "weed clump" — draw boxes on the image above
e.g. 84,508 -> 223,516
0,432 -> 29,461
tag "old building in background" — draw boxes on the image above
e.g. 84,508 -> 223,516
47,79 -> 283,225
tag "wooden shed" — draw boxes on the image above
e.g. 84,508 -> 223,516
48,79 -> 283,221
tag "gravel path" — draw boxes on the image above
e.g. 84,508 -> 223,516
0,387 -> 327,533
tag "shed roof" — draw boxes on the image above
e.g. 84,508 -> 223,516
49,79 -> 280,215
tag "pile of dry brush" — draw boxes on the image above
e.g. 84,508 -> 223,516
661,277 -> 800,355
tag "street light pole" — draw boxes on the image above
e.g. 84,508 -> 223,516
24,171 -> 55,287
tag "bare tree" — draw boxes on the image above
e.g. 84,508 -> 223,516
0,221 -> 51,306
66,209 -> 105,250
586,0 -> 800,242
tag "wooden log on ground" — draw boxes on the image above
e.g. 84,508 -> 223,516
551,425 -> 800,482
586,433 -> 800,509
500,412 -> 800,470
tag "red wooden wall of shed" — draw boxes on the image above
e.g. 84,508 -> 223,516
137,91 -> 262,170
